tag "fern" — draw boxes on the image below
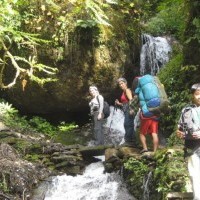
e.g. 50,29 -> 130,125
85,0 -> 111,26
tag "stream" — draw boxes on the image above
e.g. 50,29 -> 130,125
33,106 -> 136,200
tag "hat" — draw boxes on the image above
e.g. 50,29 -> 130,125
191,83 -> 200,93
117,77 -> 127,84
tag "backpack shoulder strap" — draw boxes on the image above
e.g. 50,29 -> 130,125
96,95 -> 100,106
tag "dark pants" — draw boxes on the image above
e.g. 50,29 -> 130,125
123,105 -> 136,144
92,112 -> 104,145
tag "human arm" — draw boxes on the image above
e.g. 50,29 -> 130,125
97,95 -> 104,120
177,129 -> 200,139
115,99 -> 123,106
125,88 -> 133,101
176,108 -> 186,139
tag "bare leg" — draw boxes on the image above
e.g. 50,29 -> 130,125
140,133 -> 148,150
152,133 -> 159,152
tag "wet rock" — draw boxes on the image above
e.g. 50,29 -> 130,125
118,146 -> 140,158
105,148 -> 120,162
79,144 -> 114,157
0,143 -> 51,199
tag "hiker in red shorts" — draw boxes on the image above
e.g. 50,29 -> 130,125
139,112 -> 159,153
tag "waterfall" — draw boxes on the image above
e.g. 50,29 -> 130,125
33,106 -> 136,200
140,34 -> 171,75
142,171 -> 153,200
43,160 -> 135,200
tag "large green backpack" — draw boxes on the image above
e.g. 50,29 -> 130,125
134,75 -> 170,117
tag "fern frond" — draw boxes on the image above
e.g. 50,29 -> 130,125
85,0 -> 111,26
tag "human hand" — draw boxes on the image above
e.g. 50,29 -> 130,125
97,113 -> 102,120
115,99 -> 120,106
176,129 -> 185,139
129,109 -> 134,116
192,131 -> 200,139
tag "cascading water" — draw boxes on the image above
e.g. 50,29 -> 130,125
140,34 -> 172,75
33,106 -> 136,200
43,159 -> 135,200
142,171 -> 153,200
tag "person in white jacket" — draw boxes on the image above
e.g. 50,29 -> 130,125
177,83 -> 200,200
89,86 -> 105,145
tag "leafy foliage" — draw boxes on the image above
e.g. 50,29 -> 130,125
124,157 -> 149,198
58,121 -> 78,132
0,100 -> 18,116
184,0 -> 200,45
186,17 -> 200,44
28,116 -> 57,137
0,0 -> 58,89
123,149 -> 190,199
158,49 -> 200,145
154,149 -> 189,198
144,0 -> 186,40
0,99 -> 77,139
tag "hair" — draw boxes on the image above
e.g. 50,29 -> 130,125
117,77 -> 127,84
89,85 -> 99,92
191,83 -> 200,94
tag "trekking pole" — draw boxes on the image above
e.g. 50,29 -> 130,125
109,106 -> 117,133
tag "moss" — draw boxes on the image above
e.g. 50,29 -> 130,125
24,154 -> 41,162
54,131 -> 89,146
154,148 -> 189,198
123,157 -> 150,199
124,148 -> 189,199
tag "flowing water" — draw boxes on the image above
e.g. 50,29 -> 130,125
33,106 -> 136,200
140,34 -> 172,75
142,171 -> 153,200
43,158 -> 135,200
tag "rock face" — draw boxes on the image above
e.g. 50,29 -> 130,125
3,43 -> 137,114
0,143 -> 51,200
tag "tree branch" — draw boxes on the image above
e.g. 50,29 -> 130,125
1,41 -> 27,89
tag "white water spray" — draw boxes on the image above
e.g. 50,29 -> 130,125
44,160 -> 135,200
140,34 -> 171,75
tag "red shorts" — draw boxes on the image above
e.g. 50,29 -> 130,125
140,113 -> 158,135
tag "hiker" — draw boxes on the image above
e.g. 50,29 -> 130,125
132,75 -> 160,153
89,85 -> 105,145
139,112 -> 159,153
177,83 -> 200,200
115,77 -> 137,147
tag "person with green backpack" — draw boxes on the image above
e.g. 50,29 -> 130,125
132,75 -> 169,153
177,83 -> 200,200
